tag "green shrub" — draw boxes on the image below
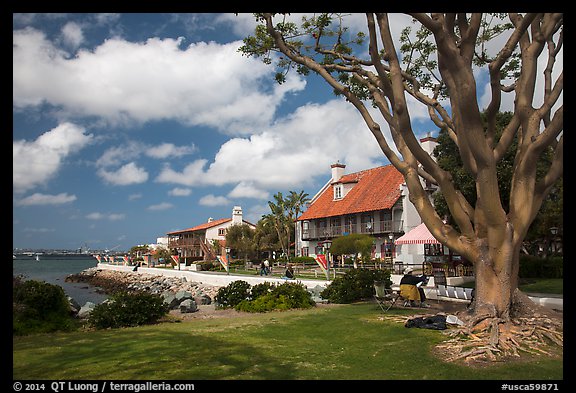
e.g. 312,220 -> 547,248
291,256 -> 316,265
88,291 -> 169,329
214,280 -> 252,309
320,268 -> 392,303
235,282 -> 315,312
215,280 -> 315,312
519,255 -> 563,278
269,282 -> 315,308
250,282 -> 274,300
13,277 -> 78,335
199,262 -> 215,271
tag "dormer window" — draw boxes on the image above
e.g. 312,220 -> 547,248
334,184 -> 343,200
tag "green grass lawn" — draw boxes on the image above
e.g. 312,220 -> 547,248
13,302 -> 562,380
519,278 -> 563,294
460,278 -> 563,295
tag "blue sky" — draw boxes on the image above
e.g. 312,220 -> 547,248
14,13 -> 552,252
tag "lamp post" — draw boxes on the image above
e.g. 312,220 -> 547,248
388,232 -> 394,262
549,227 -> 558,254
324,240 -> 332,280
225,247 -> 231,275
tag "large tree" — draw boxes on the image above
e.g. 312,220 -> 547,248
240,13 -> 563,360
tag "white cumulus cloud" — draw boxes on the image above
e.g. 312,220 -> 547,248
199,194 -> 230,207
156,99 -> 387,192
16,192 -> 77,206
13,122 -> 93,194
147,202 -> 174,211
13,28 -> 306,132
97,162 -> 149,185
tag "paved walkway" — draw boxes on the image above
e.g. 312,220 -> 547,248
97,263 -> 331,289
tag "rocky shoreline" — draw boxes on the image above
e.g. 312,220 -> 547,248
65,267 -> 223,316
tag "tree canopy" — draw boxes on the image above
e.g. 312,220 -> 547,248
239,13 -> 563,361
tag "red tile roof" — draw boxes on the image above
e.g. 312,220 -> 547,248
167,218 -> 231,235
297,165 -> 404,221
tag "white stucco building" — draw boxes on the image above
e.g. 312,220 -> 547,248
167,206 -> 255,264
295,135 -> 439,268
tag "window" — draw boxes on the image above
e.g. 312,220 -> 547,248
333,184 -> 343,200
331,217 -> 341,235
301,247 -> 309,257
218,228 -> 226,236
361,214 -> 374,232
344,215 -> 356,234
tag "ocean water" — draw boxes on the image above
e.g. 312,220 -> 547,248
12,256 -> 108,306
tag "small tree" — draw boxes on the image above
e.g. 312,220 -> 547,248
225,223 -> 256,262
330,233 -> 374,268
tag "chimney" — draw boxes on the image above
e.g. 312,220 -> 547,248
232,206 -> 243,225
207,217 -> 213,223
331,162 -> 346,183
419,132 -> 438,157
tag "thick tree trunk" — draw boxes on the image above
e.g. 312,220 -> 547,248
472,253 -> 513,320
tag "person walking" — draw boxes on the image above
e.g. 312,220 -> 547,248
260,260 -> 267,276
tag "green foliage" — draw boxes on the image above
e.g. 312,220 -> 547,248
320,268 -> 392,304
329,233 -> 374,258
236,282 -> 315,313
214,280 -> 314,312
88,291 -> 169,329
291,256 -> 316,265
214,280 -> 252,309
433,111 -> 561,236
250,282 -> 274,299
519,255 -> 563,279
225,223 -> 256,261
13,277 -> 77,335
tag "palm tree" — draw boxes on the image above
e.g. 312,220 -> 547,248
287,190 -> 311,258
254,217 -> 280,259
266,192 -> 290,259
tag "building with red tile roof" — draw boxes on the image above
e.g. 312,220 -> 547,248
167,206 -> 255,264
297,165 -> 404,221
295,136 -> 439,267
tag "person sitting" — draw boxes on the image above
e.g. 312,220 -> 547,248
399,267 -> 429,307
282,264 -> 295,280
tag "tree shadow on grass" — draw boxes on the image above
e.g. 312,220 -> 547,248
13,327 -> 296,380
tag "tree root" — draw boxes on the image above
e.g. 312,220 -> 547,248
438,313 -> 563,364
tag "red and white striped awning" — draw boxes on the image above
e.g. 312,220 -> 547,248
395,223 -> 441,245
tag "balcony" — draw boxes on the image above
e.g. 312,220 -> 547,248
168,237 -> 203,249
302,220 -> 403,240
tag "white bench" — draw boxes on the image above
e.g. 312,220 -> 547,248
436,284 -> 474,301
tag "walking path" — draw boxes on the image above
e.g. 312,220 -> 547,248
97,263 -> 330,290
96,263 -> 562,311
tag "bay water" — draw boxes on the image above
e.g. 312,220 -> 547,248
12,256 -> 108,306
